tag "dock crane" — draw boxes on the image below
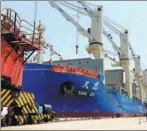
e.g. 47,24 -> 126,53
48,1 -> 134,99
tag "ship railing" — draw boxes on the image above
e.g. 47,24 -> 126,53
120,88 -> 128,96
133,95 -> 141,102
19,20 -> 41,48
1,8 -> 21,35
1,8 -> 40,48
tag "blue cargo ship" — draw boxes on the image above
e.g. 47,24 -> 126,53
22,60 -> 147,117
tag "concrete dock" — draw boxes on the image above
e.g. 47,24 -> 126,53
1,117 -> 147,130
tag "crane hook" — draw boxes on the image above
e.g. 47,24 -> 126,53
76,45 -> 79,54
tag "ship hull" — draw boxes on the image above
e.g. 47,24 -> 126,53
22,63 -> 146,117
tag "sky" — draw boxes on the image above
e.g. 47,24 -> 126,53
1,1 -> 147,71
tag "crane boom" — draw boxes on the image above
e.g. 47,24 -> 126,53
103,29 -> 123,56
129,42 -> 144,102
57,1 -> 88,16
49,1 -> 104,59
77,1 -> 92,17
50,1 -> 124,59
48,1 -> 94,41
76,1 -> 121,53
129,42 -> 136,59
104,54 -> 119,65
52,1 -> 130,60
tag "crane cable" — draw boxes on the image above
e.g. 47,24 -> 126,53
26,1 -> 38,62
76,3 -> 80,54
104,16 -> 125,31
31,1 -> 38,46
32,1 -> 38,62
34,1 -> 38,24
57,1 -> 88,16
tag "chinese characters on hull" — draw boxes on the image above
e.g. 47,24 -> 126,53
92,82 -> 99,90
82,81 -> 90,89
82,81 -> 99,91
77,81 -> 99,97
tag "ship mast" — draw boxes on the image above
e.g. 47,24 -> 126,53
36,21 -> 45,64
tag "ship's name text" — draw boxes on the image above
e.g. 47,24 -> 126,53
77,91 -> 95,97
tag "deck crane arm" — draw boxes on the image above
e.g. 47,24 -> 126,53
129,42 -> 145,101
103,49 -> 120,65
103,19 -> 129,60
129,42 -> 136,60
48,1 -> 94,41
58,2 -> 123,59
77,1 -> 93,17
75,2 -> 124,58
104,53 -> 119,65
103,29 -> 123,57
49,1 -> 104,59
129,42 -> 141,76
82,3 -> 124,58
72,1 -> 123,57
102,19 -> 133,99
129,40 -> 146,86
49,1 -> 125,59
49,2 -> 125,62
57,1 -> 89,16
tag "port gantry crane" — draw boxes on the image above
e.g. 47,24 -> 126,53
48,1 -> 147,102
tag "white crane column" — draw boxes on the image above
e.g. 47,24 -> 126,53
86,6 -> 104,59
143,69 -> 147,102
134,56 -> 143,102
119,30 -> 132,99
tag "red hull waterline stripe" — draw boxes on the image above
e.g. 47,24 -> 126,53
55,112 -> 145,118
52,65 -> 99,79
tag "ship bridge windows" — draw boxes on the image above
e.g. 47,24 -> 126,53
60,81 -> 74,96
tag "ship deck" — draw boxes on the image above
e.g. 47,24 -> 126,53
1,117 -> 147,130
